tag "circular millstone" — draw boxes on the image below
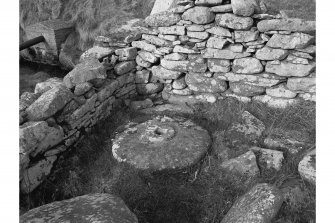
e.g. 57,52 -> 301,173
112,116 -> 211,171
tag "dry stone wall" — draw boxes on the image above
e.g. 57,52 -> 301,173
129,0 -> 316,108
19,48 -> 139,194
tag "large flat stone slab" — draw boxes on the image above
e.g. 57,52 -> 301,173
257,18 -> 316,33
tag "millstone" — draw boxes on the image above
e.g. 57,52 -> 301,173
112,116 -> 211,171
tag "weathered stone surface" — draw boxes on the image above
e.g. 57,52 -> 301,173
173,45 -> 199,54
187,31 -> 210,40
152,65 -> 183,79
140,104 -> 194,114
296,45 -> 316,54
255,46 -> 289,61
138,51 -> 159,63
20,121 -> 64,156
221,72 -> 285,87
210,4 -> 233,13
34,77 -> 65,94
266,61 -> 315,77
287,77 -> 315,93
172,76 -> 187,90
158,26 -> 186,35
172,88 -> 193,95
267,33 -> 314,50
63,59 -> 107,89
165,52 -> 188,61
186,72 -> 228,93
20,156 -> 57,194
130,98 -> 153,110
80,46 -> 113,61
253,95 -> 299,109
158,34 -> 178,42
202,48 -> 250,59
206,37 -> 229,49
251,147 -> 284,171
220,90 -> 252,103
195,0 -> 222,6
234,30 -> 259,43
264,128 -> 313,154
182,6 -> 215,25
136,55 -> 152,68
114,61 -> 136,75
186,24 -> 205,32
136,83 -> 164,95
117,72 -> 135,87
161,58 -> 207,72
221,183 -> 284,223
26,87 -> 73,121
266,83 -> 297,98
208,59 -> 230,72
206,26 -> 231,37
20,194 -> 138,222
115,47 -> 138,61
233,58 -> 263,74
97,80 -> 119,102
221,151 -> 259,179
298,92 -> 316,102
132,41 -> 157,52
298,149 -> 316,185
135,70 -> 151,84
257,18 -> 316,33
216,13 -> 253,30
286,55 -> 309,65
20,92 -> 41,112
142,34 -> 172,47
225,111 -> 266,144
163,91 -> 217,105
74,82 -> 93,96
231,0 -> 263,16
112,116 -> 211,170
145,10 -> 181,27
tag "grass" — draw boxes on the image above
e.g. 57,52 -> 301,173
20,98 -> 316,222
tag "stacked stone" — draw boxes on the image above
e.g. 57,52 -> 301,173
19,44 -> 139,194
129,0 -> 315,108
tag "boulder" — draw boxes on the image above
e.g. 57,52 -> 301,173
182,6 -> 215,25
232,58 -> 263,74
231,0 -> 264,16
266,33 -> 314,50
224,111 -> 265,144
266,61 -> 315,77
220,151 -> 259,180
112,116 -> 211,171
145,10 -> 181,27
26,87 -> 73,121
221,183 -> 284,223
20,194 -> 138,222
158,26 -> 186,35
202,48 -> 250,59
215,13 -> 253,30
136,83 -> 164,95
264,128 -> 313,154
20,156 -> 57,194
250,147 -> 284,171
208,59 -> 230,72
80,46 -> 113,61
186,72 -> 228,93
257,18 -> 316,33
152,65 -> 183,79
221,72 -> 285,87
234,30 -> 259,43
34,77 -> 65,94
253,95 -> 299,109
74,82 -> 93,96
255,46 -> 289,61
19,92 -> 41,112
114,61 -> 136,75
286,77 -> 316,93
63,59 -> 107,89
266,83 -> 297,99
298,149 -> 316,185
115,47 -> 138,61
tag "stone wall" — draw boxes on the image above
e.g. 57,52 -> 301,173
19,48 -> 138,194
19,0 -> 316,194
128,0 -> 316,108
